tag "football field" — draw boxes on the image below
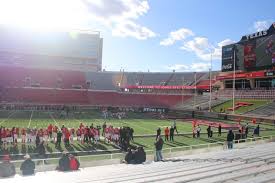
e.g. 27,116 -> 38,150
0,110 -> 275,156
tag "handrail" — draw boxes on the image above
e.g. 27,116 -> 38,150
5,135 -> 275,165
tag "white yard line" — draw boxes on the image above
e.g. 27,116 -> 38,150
0,110 -> 17,126
49,113 -> 60,128
28,110 -> 33,128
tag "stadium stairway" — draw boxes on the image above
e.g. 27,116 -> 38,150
3,142 -> 275,183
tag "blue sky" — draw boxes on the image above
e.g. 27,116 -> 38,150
0,0 -> 274,72
101,0 -> 275,72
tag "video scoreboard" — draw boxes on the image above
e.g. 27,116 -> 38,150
222,23 -> 275,72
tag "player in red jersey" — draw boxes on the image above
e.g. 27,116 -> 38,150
70,128 -> 75,144
76,128 -> 81,142
94,128 -> 99,144
81,128 -> 85,144
21,128 -> 26,143
53,126 -> 58,142
48,124 -> 53,140
6,129 -> 12,144
79,123 -> 84,129
113,127 -> 120,144
1,128 -> 7,147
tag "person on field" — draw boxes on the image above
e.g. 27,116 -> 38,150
245,124 -> 249,138
169,126 -> 174,141
227,130 -> 235,149
69,154 -> 80,171
196,125 -> 201,138
56,130 -> 62,148
253,125 -> 260,137
207,125 -> 212,138
0,155 -> 16,178
218,124 -> 222,136
20,154 -> 35,176
164,127 -> 169,141
155,135 -> 164,162
172,120 -> 178,134
156,128 -> 161,140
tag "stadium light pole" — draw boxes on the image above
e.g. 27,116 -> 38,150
182,76 -> 185,106
193,72 -> 197,110
232,49 -> 236,114
209,53 -> 213,112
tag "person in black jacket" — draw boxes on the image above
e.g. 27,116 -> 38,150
20,154 -> 35,176
169,126 -> 175,141
154,135 -> 164,161
156,128 -> 161,140
56,130 -> 62,148
207,125 -> 212,138
218,124 -> 222,136
227,130 -> 235,149
134,146 -> 146,164
57,151 -> 71,171
124,148 -> 134,164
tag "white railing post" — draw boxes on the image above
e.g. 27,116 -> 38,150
110,154 -> 113,160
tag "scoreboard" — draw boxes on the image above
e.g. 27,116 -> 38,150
222,23 -> 275,72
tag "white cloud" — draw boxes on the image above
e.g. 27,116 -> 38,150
180,37 -> 234,61
160,28 -> 194,46
112,21 -> 156,40
166,62 -> 211,72
0,0 -> 155,40
82,0 -> 156,40
253,20 -> 271,32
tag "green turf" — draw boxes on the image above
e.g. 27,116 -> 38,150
1,110 -> 275,155
212,99 -> 271,114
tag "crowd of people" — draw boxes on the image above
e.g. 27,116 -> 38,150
0,122 -> 135,151
123,146 -> 146,164
0,151 -> 80,178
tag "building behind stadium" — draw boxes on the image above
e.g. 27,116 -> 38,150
0,26 -> 103,72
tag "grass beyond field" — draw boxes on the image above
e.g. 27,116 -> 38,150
212,99 -> 271,114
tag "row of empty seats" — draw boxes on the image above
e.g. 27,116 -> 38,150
1,88 -> 191,108
0,65 -> 210,90
244,102 -> 275,117
0,65 -> 86,89
176,95 -> 228,110
85,71 -> 208,90
217,89 -> 275,99
3,142 -> 275,182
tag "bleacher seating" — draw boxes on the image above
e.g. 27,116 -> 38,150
0,65 -> 86,89
3,142 -> 275,183
217,89 -> 275,99
84,71 -> 208,90
245,102 -> 275,117
176,95 -> 228,110
1,88 -> 191,108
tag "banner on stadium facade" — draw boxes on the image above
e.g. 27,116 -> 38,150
123,85 -> 210,90
216,71 -> 266,80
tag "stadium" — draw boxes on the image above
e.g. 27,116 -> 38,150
0,5 -> 275,182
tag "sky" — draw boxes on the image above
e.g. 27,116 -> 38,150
0,0 -> 274,72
